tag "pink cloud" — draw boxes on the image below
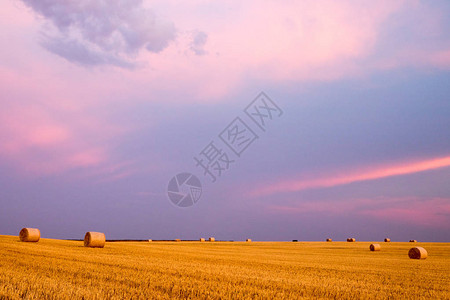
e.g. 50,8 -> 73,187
135,0 -> 450,100
134,1 -> 403,100
251,155 -> 450,197
1,0 -> 449,178
430,50 -> 450,69
28,126 -> 69,146
0,97 -> 130,177
79,160 -> 147,184
267,197 -> 450,228
66,148 -> 105,168
3,0 -> 449,104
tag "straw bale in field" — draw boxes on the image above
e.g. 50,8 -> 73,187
408,247 -> 427,259
19,228 -> 40,242
370,244 -> 381,251
84,232 -> 105,248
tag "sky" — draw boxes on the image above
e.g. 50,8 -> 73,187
0,0 -> 449,241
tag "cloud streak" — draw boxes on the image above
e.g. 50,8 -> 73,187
267,197 -> 450,228
252,156 -> 450,197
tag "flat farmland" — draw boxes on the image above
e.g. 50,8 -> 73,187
0,235 -> 449,299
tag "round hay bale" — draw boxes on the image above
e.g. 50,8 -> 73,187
326,238 -> 332,242
246,239 -> 252,242
209,237 -> 215,242
384,238 -> 391,242
199,238 -> 205,242
347,238 -> 356,242
370,244 -> 381,251
148,239 -> 152,242
19,228 -> 40,242
84,232 -> 105,248
409,240 -> 417,243
175,239 -> 181,242
408,247 -> 427,259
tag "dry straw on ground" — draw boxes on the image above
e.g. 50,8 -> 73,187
2,236 -> 448,299
199,238 -> 205,242
409,240 -> 417,242
384,238 -> 391,242
19,228 -> 40,242
209,237 -> 215,242
246,239 -> 252,242
347,238 -> 356,242
326,238 -> 332,242
370,244 -> 381,251
84,232 -> 105,248
408,247 -> 427,259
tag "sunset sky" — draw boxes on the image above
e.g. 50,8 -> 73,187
1,0 -> 449,241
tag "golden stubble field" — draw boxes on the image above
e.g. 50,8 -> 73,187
0,235 -> 449,299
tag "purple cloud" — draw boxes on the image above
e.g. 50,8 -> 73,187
22,0 -> 176,67
190,30 -> 208,56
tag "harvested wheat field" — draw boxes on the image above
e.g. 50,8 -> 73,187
0,235 -> 449,299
